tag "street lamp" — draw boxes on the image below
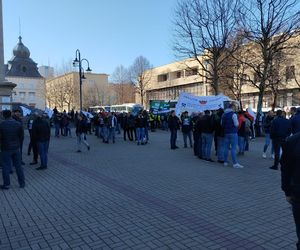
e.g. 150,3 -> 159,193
73,49 -> 92,111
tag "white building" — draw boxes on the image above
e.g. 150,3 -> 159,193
5,36 -> 45,109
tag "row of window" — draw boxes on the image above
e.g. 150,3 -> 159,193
157,65 -> 296,84
16,91 -> 36,101
157,68 -> 199,82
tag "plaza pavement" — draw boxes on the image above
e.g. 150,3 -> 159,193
0,129 -> 296,250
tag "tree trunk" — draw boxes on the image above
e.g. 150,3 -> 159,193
271,92 -> 278,111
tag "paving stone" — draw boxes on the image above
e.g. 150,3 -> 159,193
0,130 -> 297,249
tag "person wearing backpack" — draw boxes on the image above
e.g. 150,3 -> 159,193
221,104 -> 244,168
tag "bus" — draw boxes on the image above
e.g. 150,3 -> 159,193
88,105 -> 111,113
110,103 -> 143,114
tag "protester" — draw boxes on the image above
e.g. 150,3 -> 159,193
280,132 -> 300,249
270,109 -> 291,170
75,113 -> 90,152
108,112 -> 117,143
181,111 -> 193,148
201,110 -> 215,161
32,113 -> 51,170
262,111 -> 274,158
136,112 -> 147,145
28,113 -> 39,166
237,111 -> 247,155
0,110 -> 25,189
168,110 -> 180,150
214,109 -> 225,163
221,104 -> 244,168
12,108 -> 25,165
290,107 -> 300,134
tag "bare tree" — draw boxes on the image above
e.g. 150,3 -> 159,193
129,56 -> 152,106
239,0 -> 300,122
111,65 -> 131,104
173,0 -> 241,95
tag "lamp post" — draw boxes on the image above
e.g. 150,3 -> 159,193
73,49 -> 92,111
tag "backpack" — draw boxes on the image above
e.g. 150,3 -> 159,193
245,118 -> 251,134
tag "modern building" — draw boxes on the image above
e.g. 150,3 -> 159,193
45,72 -> 109,111
139,58 -> 211,108
142,36 -> 300,111
5,36 -> 45,109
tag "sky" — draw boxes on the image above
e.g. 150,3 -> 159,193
3,0 -> 177,76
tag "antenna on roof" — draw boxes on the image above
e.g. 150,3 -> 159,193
18,17 -> 22,37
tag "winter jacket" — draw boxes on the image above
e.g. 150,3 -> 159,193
32,118 -> 51,142
281,132 -> 300,199
0,118 -> 24,151
270,116 -> 291,139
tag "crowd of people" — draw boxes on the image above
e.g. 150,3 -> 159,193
1,104 -> 300,247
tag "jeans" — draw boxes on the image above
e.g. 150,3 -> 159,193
137,127 -> 145,143
37,141 -> 49,168
217,137 -> 225,161
292,199 -> 300,250
64,126 -> 71,137
183,131 -> 192,147
99,126 -> 104,139
224,133 -> 238,165
103,126 -> 109,142
108,127 -> 116,142
273,137 -> 285,168
170,129 -> 177,149
1,149 -> 25,187
263,133 -> 274,154
238,136 -> 245,153
193,132 -> 199,156
77,133 -> 89,150
145,127 -> 149,141
55,123 -> 60,137
201,133 -> 213,160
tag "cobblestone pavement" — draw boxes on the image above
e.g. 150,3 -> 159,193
0,129 -> 296,250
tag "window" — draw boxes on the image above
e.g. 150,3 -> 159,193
158,74 -> 168,82
253,72 -> 259,83
186,68 -> 198,77
286,65 -> 295,81
19,92 -> 26,100
29,92 -> 35,101
176,71 -> 182,78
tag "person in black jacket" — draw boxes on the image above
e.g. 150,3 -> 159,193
281,132 -> 300,249
270,110 -> 291,170
12,108 -> 25,165
75,114 -> 90,152
181,111 -> 193,148
32,113 -> 51,170
290,108 -> 300,135
262,111 -> 274,158
168,111 -> 180,149
0,110 -> 25,189
201,110 -> 215,161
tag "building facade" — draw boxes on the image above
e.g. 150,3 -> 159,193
45,72 -> 109,111
5,36 -> 45,109
142,37 -> 300,111
138,58 -> 212,108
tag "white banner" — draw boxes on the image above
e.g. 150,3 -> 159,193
44,107 -> 54,118
175,92 -> 230,116
81,111 -> 94,119
20,106 -> 32,116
